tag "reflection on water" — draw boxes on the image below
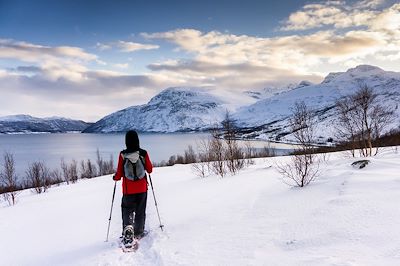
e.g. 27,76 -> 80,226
0,133 -> 294,180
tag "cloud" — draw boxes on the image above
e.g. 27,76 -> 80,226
143,2 -> 400,87
0,39 -> 165,121
0,39 -> 97,63
116,41 -> 159,52
95,40 -> 159,52
280,0 -> 384,31
1,1 -> 400,121
113,63 -> 129,69
0,67 -> 169,121
96,42 -> 112,51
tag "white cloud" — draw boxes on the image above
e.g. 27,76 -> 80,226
142,2 -> 400,89
95,42 -> 112,51
0,39 -> 97,63
280,0 -> 383,31
113,63 -> 129,69
116,41 -> 159,52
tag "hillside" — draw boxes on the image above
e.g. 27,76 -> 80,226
234,65 -> 400,142
0,115 -> 90,134
83,87 -> 227,133
1,148 -> 400,265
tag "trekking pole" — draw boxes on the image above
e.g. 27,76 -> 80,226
148,174 -> 164,231
105,180 -> 117,242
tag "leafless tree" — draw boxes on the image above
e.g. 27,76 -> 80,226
290,101 -> 316,156
221,111 -> 245,174
277,101 -> 319,187
336,85 -> 394,157
0,152 -> 19,205
209,128 -> 227,178
336,97 -> 358,157
25,161 -> 51,194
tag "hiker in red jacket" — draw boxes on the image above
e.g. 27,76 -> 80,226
113,130 -> 153,241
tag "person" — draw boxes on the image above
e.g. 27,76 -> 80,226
113,130 -> 153,242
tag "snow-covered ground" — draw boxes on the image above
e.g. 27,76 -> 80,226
1,147 -> 400,266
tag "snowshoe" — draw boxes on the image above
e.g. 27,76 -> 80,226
121,225 -> 138,252
134,230 -> 149,240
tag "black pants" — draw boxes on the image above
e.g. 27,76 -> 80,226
121,192 -> 147,236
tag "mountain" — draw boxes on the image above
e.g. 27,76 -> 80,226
0,115 -> 91,134
244,81 -> 313,100
83,87 -> 227,133
84,65 -> 400,142
233,65 -> 400,142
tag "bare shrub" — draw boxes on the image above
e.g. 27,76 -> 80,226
191,161 -> 209,178
61,159 -> 78,184
277,153 -> 319,187
96,150 -> 115,176
184,145 -> 197,164
243,141 -> 255,166
80,159 -> 97,179
0,152 -> 19,205
189,139 -> 212,178
209,129 -> 227,178
25,161 -> 51,194
50,169 -> 64,185
255,144 -> 276,158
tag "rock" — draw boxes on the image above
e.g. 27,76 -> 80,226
351,160 -> 370,169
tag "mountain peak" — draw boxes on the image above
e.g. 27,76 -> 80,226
347,65 -> 383,74
0,114 -> 35,121
322,65 -> 385,84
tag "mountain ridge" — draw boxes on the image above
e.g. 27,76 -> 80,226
0,115 -> 91,134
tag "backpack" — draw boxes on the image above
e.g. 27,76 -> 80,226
122,151 -> 146,181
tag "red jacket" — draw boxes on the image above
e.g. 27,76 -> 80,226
114,149 -> 153,195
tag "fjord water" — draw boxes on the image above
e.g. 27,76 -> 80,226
0,133 -> 293,181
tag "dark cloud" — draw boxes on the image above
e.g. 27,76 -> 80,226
15,65 -> 43,73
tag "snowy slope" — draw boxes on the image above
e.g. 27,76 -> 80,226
83,87 -> 227,133
234,65 -> 400,142
84,65 -> 400,141
1,147 -> 400,265
244,81 -> 313,100
0,115 -> 90,134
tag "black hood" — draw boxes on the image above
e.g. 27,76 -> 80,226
125,130 -> 140,151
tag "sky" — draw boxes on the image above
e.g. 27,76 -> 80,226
0,0 -> 399,122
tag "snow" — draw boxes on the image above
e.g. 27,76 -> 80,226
233,64 -> 400,142
1,147 -> 400,265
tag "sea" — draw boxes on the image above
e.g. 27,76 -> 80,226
0,132 -> 294,181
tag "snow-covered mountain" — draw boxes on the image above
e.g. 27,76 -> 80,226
234,65 -> 400,142
84,65 -> 400,142
244,81 -> 313,100
0,115 -> 90,134
83,87 -> 227,133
